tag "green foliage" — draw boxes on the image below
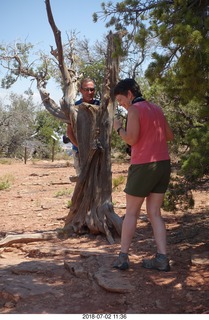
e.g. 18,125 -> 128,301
54,188 -> 73,197
97,0 -> 209,198
0,93 -> 37,157
112,36 -> 127,58
111,129 -> 127,153
112,175 -> 126,190
146,1 -> 208,106
96,0 -> 208,105
66,200 -> 72,208
0,93 -> 68,159
0,158 -> 12,165
0,42 -> 47,89
163,176 -> 194,212
34,110 -> 66,158
143,78 -> 209,183
134,24 -> 149,48
0,180 -> 10,191
180,124 -> 209,181
0,174 -> 15,191
111,109 -> 128,154
35,110 -> 63,142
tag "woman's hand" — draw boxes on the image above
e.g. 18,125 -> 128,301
113,117 -> 123,131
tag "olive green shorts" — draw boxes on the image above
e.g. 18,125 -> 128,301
124,160 -> 171,197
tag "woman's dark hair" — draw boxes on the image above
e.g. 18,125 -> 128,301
114,78 -> 142,97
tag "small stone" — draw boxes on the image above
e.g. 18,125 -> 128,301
191,252 -> 209,266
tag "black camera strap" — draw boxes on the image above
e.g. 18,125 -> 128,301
125,96 -> 145,156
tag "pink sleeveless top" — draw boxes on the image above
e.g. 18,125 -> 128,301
131,101 -> 170,165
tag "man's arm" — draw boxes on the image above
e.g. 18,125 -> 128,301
67,123 -> 78,147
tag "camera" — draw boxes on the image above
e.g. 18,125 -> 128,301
126,145 -> 131,156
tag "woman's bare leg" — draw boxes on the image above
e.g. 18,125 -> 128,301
120,194 -> 144,253
146,193 -> 166,254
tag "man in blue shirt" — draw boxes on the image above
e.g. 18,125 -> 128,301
66,77 -> 100,181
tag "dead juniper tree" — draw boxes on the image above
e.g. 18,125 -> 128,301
39,0 -> 122,243
63,35 -> 123,243
0,0 -> 123,243
44,0 -> 123,243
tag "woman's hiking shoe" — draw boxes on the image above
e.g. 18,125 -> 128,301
142,253 -> 170,272
113,252 -> 129,270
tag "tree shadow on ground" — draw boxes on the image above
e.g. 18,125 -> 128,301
0,209 -> 209,314
131,209 -> 209,313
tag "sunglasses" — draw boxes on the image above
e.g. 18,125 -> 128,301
82,87 -> 95,92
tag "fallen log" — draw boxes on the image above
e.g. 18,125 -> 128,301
0,232 -> 57,247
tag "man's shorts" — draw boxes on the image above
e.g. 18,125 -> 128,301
124,160 -> 171,197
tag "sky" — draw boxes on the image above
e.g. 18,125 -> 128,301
0,0 -> 115,104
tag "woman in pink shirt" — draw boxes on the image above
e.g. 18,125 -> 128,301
113,78 -> 174,271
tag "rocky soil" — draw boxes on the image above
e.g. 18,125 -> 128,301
0,159 -> 209,315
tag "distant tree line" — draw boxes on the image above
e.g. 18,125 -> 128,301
0,93 -> 66,159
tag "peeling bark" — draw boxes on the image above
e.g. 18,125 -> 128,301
63,33 -> 123,243
43,2 -> 123,243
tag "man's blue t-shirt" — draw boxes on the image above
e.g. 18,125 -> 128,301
72,98 -> 100,152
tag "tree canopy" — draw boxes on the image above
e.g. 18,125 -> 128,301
94,0 -> 208,102
94,0 -> 209,183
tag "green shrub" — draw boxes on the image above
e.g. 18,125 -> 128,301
163,176 -> 194,211
54,188 -> 73,197
112,175 -> 125,190
0,174 -> 15,190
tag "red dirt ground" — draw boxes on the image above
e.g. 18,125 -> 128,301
0,159 -> 209,315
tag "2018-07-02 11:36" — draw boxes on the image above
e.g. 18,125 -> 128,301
82,314 -> 127,320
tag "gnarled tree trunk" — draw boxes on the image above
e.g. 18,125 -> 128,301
64,103 -> 122,244
43,0 -> 123,243
64,33 -> 123,244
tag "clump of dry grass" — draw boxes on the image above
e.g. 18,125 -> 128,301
112,175 -> 125,190
0,174 -> 15,190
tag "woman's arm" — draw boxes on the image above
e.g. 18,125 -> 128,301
114,106 -> 140,146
